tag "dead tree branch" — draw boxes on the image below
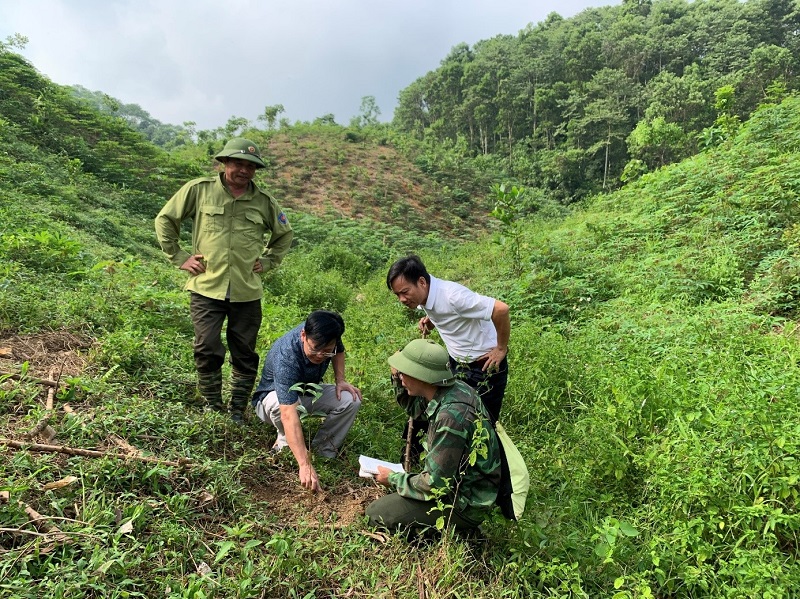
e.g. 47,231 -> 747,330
0,439 -> 192,468
0,372 -> 59,388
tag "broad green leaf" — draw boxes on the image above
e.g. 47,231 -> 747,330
594,542 -> 611,558
619,521 -> 639,537
214,540 -> 235,564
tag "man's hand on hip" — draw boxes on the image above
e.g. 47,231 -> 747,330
480,346 -> 508,372
180,254 -> 206,276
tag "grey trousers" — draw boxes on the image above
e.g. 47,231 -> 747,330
254,384 -> 360,458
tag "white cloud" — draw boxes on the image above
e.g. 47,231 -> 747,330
2,0 -> 618,130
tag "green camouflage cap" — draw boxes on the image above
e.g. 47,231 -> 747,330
215,138 -> 266,168
388,339 -> 455,386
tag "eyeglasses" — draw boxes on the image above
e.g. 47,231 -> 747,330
306,343 -> 337,359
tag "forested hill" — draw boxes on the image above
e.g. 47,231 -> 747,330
394,0 -> 800,202
0,48 -> 486,243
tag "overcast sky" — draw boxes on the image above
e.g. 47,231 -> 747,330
2,0 -> 617,131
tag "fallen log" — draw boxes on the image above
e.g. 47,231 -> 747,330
0,439 -> 191,468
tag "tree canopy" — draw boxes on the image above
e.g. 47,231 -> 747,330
393,0 -> 800,201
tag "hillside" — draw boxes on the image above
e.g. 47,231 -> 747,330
262,128 -> 486,234
170,125 -> 491,237
4,46 -> 800,598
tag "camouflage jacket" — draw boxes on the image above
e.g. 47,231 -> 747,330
388,379 -> 502,520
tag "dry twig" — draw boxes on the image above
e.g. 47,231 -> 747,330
0,492 -> 69,545
417,562 -> 427,599
45,366 -> 58,410
23,367 -> 59,441
0,372 -> 59,388
404,416 -> 414,472
108,434 -> 143,457
0,439 -> 192,468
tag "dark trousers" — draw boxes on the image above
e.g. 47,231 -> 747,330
402,356 -> 509,465
366,493 -> 482,532
449,355 -> 508,425
189,293 -> 262,377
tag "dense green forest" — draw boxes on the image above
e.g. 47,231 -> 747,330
395,0 -> 800,202
3,0 -> 800,595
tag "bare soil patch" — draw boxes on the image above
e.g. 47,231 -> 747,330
261,132 -> 466,233
244,464 -> 385,528
0,330 -> 91,382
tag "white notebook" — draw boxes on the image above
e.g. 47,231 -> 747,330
358,455 -> 405,478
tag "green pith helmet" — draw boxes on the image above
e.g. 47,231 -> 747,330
214,138 -> 266,169
388,339 -> 455,386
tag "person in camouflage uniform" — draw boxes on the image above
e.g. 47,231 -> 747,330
366,339 -> 502,532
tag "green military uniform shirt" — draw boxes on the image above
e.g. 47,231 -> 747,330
388,379 -> 502,521
155,174 -> 293,302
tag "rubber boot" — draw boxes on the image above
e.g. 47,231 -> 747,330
198,369 -> 224,413
230,369 -> 255,424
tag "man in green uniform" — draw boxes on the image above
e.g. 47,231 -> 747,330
155,138 -> 293,423
366,339 -> 502,532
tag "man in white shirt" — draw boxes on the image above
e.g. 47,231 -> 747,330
387,254 -> 510,427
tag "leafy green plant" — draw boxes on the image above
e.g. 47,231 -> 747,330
699,85 -> 742,149
591,516 -> 639,564
491,183 -> 530,276
289,381 -> 324,453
